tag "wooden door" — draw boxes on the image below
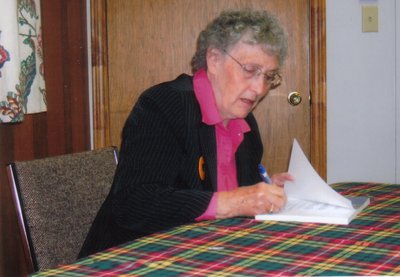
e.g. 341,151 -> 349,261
91,0 -> 326,177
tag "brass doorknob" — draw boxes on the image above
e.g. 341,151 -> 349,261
288,91 -> 302,106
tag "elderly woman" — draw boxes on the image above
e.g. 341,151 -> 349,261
79,9 -> 293,258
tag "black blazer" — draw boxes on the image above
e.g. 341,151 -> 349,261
79,74 -> 264,258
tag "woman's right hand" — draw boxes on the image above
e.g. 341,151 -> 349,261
216,182 -> 287,219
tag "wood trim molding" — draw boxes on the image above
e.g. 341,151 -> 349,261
91,0 -> 111,148
310,0 -> 327,180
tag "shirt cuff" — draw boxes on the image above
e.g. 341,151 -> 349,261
195,193 -> 218,221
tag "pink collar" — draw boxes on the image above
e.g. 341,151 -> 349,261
193,69 -> 250,133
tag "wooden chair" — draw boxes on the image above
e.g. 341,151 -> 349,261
6,147 -> 118,273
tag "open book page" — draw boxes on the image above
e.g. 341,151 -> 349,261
284,139 -> 352,208
255,139 -> 370,225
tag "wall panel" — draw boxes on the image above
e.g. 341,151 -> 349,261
327,0 -> 396,183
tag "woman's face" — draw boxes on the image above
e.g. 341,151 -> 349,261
206,41 -> 280,125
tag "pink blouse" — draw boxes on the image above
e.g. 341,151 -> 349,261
193,69 -> 250,220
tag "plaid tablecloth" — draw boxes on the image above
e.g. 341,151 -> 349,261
34,183 -> 400,276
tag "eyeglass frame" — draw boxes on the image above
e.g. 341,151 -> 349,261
222,49 -> 282,89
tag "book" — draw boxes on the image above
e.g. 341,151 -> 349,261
255,140 -> 370,225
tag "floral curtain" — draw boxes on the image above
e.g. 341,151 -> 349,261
0,0 -> 46,123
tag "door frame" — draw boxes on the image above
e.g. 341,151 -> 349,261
89,0 -> 327,179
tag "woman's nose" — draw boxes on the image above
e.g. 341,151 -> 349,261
251,75 -> 268,96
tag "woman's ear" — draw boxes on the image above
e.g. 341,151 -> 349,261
206,48 -> 222,74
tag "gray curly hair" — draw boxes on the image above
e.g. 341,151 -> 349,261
191,9 -> 288,73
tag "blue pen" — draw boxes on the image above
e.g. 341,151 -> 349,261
258,164 -> 272,184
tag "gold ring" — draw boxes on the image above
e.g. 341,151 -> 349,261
269,204 -> 274,214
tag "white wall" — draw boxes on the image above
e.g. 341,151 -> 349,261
327,0 -> 398,183
397,0 -> 400,184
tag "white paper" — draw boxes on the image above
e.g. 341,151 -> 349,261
256,197 -> 357,224
255,195 -> 370,225
284,139 -> 352,209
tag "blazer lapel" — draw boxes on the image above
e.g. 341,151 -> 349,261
198,123 -> 217,191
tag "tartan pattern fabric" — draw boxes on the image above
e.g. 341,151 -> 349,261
33,183 -> 400,276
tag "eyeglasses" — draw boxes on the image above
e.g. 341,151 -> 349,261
222,49 -> 282,89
